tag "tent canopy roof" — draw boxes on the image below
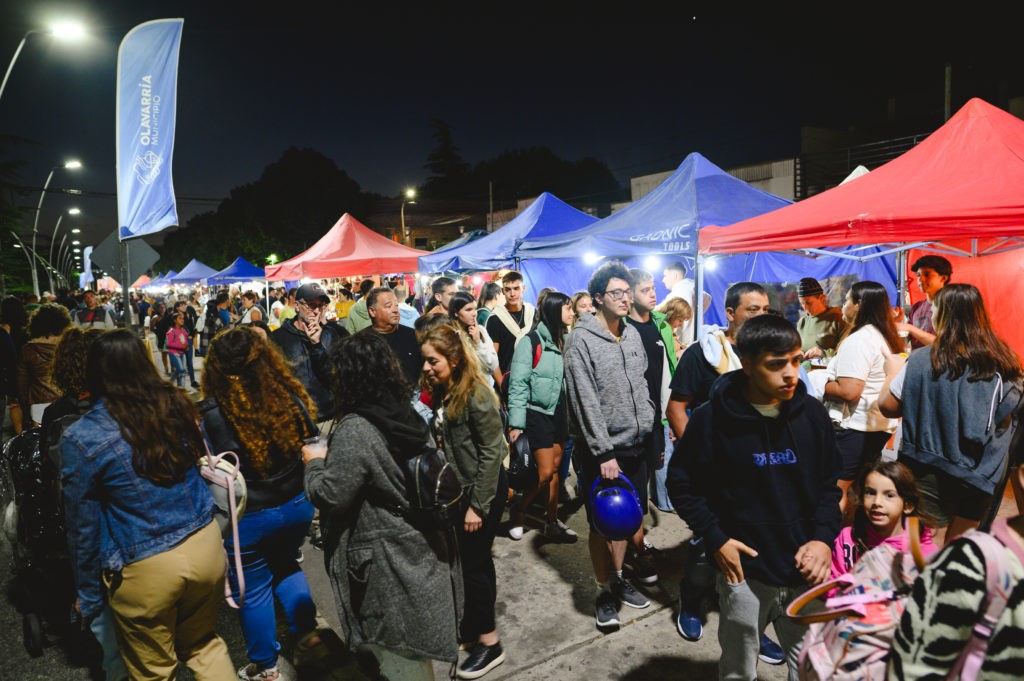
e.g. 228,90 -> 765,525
207,256 -> 266,284
168,259 -> 219,283
518,153 -> 792,260
266,213 -> 428,280
418,192 -> 599,273
699,98 -> 1024,255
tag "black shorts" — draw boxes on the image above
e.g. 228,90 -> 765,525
578,444 -> 649,532
524,400 -> 569,450
834,428 -> 891,481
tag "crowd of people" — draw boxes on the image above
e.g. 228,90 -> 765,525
1,253 -> 1023,681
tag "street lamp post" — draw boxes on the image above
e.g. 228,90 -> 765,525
1,22 -> 87,103
30,160 -> 82,297
400,188 -> 417,247
47,207 -> 79,292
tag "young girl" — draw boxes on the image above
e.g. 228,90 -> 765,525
570,291 -> 593,327
165,312 -> 190,389
831,460 -> 938,579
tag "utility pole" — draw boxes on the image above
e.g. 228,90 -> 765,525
488,181 -> 494,232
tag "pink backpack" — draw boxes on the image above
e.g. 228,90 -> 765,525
785,517 -> 1018,681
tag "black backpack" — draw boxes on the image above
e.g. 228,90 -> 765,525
396,441 -> 468,532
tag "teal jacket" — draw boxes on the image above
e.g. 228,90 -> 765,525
507,322 -> 564,429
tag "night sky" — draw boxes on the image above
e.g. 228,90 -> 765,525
2,3 -> 1021,267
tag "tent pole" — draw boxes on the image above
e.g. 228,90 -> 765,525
695,253 -> 705,339
896,249 -> 908,312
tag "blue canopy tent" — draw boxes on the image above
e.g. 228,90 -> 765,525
167,258 -> 219,285
517,153 -> 896,326
417,192 -> 599,275
144,270 -> 176,288
206,256 -> 268,285
422,229 -> 489,271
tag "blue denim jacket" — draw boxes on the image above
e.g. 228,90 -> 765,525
61,400 -> 214,619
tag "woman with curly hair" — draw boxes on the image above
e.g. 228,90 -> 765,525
16,302 -> 72,429
199,326 -> 323,681
421,324 -> 508,679
61,329 -> 234,680
303,331 -> 460,680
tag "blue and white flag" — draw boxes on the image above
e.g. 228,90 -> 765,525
80,246 -> 95,286
116,18 -> 184,240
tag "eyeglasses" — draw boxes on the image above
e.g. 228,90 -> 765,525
602,288 -> 633,301
299,299 -> 326,310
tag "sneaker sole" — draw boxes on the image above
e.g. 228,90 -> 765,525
758,653 -> 785,665
457,650 -> 506,679
595,613 -> 621,628
620,598 -> 651,609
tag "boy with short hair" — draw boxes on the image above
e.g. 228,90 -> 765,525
667,314 -> 842,679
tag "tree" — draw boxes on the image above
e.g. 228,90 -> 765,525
421,119 -> 473,198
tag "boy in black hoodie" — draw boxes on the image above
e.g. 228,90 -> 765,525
667,314 -> 842,680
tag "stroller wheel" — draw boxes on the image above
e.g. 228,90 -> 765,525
23,611 -> 44,657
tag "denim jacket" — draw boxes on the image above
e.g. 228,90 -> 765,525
61,400 -> 214,619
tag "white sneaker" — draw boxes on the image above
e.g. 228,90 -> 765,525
508,525 -> 524,540
544,519 -> 578,542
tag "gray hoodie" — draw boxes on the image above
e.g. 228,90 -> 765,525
564,312 -> 655,462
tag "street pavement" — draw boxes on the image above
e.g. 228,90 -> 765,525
1,333 -> 1018,680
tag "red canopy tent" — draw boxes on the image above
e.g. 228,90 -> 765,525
697,98 -> 1024,354
265,213 -> 429,280
698,98 -> 1024,256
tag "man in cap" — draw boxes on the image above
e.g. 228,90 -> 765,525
795,277 -> 846,360
270,282 -> 348,423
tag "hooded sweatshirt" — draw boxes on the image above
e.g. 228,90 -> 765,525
564,312 -> 655,462
667,369 -> 843,586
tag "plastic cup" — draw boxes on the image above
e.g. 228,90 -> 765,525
304,434 -> 327,457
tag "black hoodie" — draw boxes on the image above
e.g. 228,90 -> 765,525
666,369 -> 842,587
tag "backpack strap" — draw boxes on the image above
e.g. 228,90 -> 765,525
199,439 -> 246,609
529,330 -> 542,368
949,523 -> 1019,681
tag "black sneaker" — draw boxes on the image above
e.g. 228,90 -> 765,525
457,642 -> 505,679
624,551 -> 658,585
595,590 -> 620,629
614,575 -> 650,609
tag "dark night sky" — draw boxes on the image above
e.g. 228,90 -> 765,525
2,2 -> 1022,267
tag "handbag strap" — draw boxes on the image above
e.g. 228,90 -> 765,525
200,439 -> 246,609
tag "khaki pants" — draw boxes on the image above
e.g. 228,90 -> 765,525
106,521 -> 234,681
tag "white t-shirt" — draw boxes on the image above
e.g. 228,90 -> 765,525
826,325 -> 898,433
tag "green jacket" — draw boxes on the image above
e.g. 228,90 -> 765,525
438,383 -> 506,516
507,322 -> 564,429
347,298 -> 371,333
652,310 -> 678,375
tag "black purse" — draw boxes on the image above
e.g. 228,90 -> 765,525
506,433 -> 537,493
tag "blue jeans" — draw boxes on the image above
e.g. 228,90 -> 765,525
650,425 -> 674,511
185,339 -> 196,384
168,353 -> 186,387
226,491 -> 317,668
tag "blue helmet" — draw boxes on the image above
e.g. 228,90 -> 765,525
590,474 -> 643,541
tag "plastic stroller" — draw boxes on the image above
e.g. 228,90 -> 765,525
1,426 -> 86,659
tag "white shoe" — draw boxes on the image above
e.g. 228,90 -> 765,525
508,525 -> 524,540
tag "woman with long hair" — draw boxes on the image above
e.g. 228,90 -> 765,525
570,291 -> 594,327
200,326 -> 323,681
16,302 -> 72,429
476,282 -> 503,327
421,325 -> 508,679
506,291 -> 577,542
61,329 -> 234,680
449,291 -> 500,384
822,281 -> 903,513
303,332 -> 460,681
879,283 -> 1023,546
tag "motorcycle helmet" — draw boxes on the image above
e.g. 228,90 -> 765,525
590,473 -> 643,541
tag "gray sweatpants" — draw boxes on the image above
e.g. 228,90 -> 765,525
716,573 -> 807,681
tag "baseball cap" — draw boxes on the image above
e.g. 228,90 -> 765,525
295,282 -> 330,303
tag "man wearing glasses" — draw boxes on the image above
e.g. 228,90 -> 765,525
270,282 -> 349,423
485,270 -> 536,383
563,261 -> 656,631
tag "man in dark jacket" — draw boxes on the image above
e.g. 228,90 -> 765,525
270,282 -> 347,423
667,314 -> 842,680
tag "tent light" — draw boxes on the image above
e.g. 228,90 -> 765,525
582,252 -> 602,265
704,258 -> 719,271
643,256 -> 660,272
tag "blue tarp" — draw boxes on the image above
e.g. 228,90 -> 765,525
168,258 -> 219,284
516,153 -> 896,325
145,270 -> 176,287
418,192 -> 598,273
206,256 -> 267,284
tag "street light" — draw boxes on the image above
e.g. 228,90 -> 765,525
0,21 -> 87,103
47,207 -> 80,292
30,159 -> 82,296
400,188 -> 417,246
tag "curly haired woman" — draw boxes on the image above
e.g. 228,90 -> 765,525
199,326 -> 324,681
